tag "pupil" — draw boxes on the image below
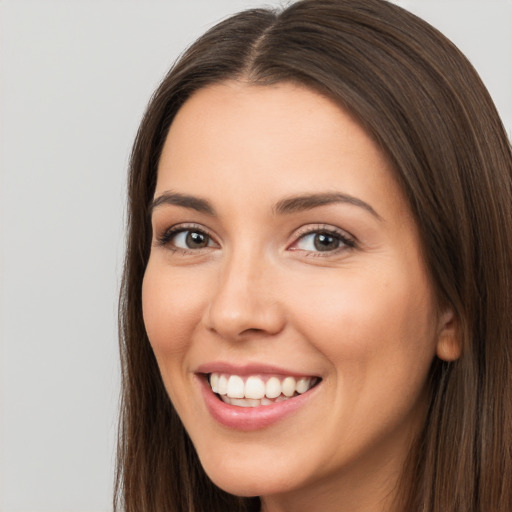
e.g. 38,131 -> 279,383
314,233 -> 339,251
186,231 -> 208,248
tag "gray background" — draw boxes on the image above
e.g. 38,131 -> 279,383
1,1 -> 511,511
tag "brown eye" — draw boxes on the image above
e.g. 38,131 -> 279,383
294,231 -> 344,252
185,230 -> 210,248
159,228 -> 216,250
313,232 -> 340,251
289,226 -> 356,255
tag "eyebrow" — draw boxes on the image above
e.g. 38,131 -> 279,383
150,190 -> 381,220
150,191 -> 215,215
274,192 -> 381,220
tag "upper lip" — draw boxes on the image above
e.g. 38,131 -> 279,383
195,361 -> 320,378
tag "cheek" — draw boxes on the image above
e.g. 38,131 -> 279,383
290,270 -> 438,450
289,266 -> 438,386
141,262 -> 205,358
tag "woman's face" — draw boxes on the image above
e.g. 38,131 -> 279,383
143,82 -> 456,509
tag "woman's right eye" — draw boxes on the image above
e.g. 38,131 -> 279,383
157,227 -> 217,251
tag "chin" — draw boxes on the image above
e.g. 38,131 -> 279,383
198,450 -> 299,498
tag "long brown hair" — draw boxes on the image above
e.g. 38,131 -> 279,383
115,1 -> 512,510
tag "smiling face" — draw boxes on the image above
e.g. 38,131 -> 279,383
142,81 -> 457,511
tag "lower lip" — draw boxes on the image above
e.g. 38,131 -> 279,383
197,375 -> 320,431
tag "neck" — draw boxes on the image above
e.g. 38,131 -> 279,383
260,467 -> 400,512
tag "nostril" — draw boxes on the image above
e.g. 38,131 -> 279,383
239,327 -> 266,336
200,266 -> 286,339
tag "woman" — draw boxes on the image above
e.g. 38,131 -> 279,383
116,0 -> 512,511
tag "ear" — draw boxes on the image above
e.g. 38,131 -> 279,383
435,308 -> 462,362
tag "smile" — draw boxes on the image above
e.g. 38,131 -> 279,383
197,367 -> 323,430
209,373 -> 320,407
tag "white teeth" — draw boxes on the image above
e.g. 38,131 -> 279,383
245,376 -> 266,399
229,398 -> 261,407
221,395 -> 291,407
209,372 -> 319,403
265,377 -> 282,399
296,377 -> 311,394
227,375 -> 245,398
217,375 -> 228,395
210,373 -> 219,393
282,376 -> 296,397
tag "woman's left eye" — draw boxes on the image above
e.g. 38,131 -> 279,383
290,229 -> 355,254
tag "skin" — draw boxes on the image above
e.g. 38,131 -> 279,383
142,81 -> 460,512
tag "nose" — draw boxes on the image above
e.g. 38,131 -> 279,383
202,250 -> 286,340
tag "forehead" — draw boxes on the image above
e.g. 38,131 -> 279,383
156,81 -> 408,221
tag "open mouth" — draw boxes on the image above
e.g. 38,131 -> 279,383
208,372 -> 321,408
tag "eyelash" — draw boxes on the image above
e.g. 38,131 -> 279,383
155,223 -> 356,256
155,223 -> 215,253
289,224 -> 356,256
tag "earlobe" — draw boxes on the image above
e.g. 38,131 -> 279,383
435,308 -> 462,362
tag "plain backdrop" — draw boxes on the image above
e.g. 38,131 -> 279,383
0,1 -> 511,511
